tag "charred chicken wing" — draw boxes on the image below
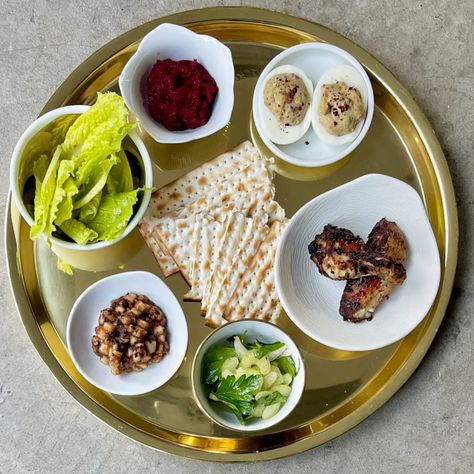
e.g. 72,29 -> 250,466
308,219 -> 407,323
367,218 -> 407,263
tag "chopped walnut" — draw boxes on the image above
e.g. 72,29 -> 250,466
91,293 -> 169,375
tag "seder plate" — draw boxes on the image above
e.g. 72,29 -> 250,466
5,7 -> 458,461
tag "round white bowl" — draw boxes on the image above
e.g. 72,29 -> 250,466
252,43 -> 374,167
119,23 -> 235,144
275,174 -> 441,351
192,320 -> 305,431
9,105 -> 153,251
67,271 -> 188,395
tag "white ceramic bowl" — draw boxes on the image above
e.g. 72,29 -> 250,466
9,105 -> 153,251
119,23 -> 234,144
192,320 -> 305,431
275,174 -> 441,351
67,271 -> 188,395
252,43 -> 374,167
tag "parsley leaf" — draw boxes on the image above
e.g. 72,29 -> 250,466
276,356 -> 297,378
245,340 -> 285,358
210,374 -> 263,425
202,346 -> 236,386
260,391 -> 286,406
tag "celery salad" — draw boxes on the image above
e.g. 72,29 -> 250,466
201,335 -> 297,424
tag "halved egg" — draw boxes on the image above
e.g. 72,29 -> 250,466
258,65 -> 313,145
312,64 -> 368,146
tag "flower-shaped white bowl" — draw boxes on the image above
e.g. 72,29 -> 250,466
192,320 -> 305,432
67,271 -> 188,396
252,43 -> 374,167
9,105 -> 153,251
275,174 -> 441,351
119,23 -> 235,144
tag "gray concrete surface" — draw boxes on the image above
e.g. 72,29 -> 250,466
1,0 -> 472,472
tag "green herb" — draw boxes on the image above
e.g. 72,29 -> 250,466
259,391 -> 286,406
210,374 -> 262,425
245,339 -> 285,358
276,356 -> 297,378
202,346 -> 236,385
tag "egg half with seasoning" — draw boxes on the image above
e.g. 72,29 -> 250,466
259,65 -> 313,145
312,64 -> 368,146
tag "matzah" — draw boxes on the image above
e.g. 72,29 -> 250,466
224,221 -> 286,324
205,215 -> 270,327
201,212 -> 253,314
153,213 -> 196,285
139,141 -> 272,274
184,212 -> 229,301
138,219 -> 180,277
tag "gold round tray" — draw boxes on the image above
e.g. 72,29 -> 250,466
5,7 -> 458,461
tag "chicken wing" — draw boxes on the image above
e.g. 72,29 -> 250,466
308,224 -> 405,281
339,219 -> 407,322
367,218 -> 407,263
308,225 -> 368,280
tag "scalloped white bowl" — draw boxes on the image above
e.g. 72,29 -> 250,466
119,23 -> 234,144
275,174 -> 441,351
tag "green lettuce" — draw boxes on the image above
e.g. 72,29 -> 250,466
78,190 -> 102,223
30,145 -> 63,240
106,150 -> 133,194
87,189 -> 140,242
24,92 -> 141,250
59,219 -> 98,246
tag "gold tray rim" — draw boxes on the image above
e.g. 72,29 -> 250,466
5,6 -> 459,461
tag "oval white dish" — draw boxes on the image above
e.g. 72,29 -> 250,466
275,174 -> 441,351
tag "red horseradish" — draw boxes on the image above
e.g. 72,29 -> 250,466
146,59 -> 219,131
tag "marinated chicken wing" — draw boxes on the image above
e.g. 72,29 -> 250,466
339,264 -> 406,322
308,224 -> 404,281
308,220 -> 408,323
367,218 -> 407,263
308,225 -> 368,280
339,219 -> 407,322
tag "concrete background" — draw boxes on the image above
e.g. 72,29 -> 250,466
1,0 -> 472,472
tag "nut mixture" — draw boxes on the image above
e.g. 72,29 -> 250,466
91,293 -> 168,375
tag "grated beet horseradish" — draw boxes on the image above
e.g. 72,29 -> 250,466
146,59 -> 218,131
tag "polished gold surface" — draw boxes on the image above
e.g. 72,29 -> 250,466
5,7 -> 458,461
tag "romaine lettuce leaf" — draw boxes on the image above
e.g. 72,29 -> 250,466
106,150 -> 133,194
63,93 -> 133,189
24,92 -> 139,250
78,190 -> 102,223
59,218 -> 98,245
44,159 -> 75,236
55,177 -> 78,226
62,92 -> 132,159
87,189 -> 140,242
72,154 -> 117,209
30,145 -> 62,240
57,258 -> 73,275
